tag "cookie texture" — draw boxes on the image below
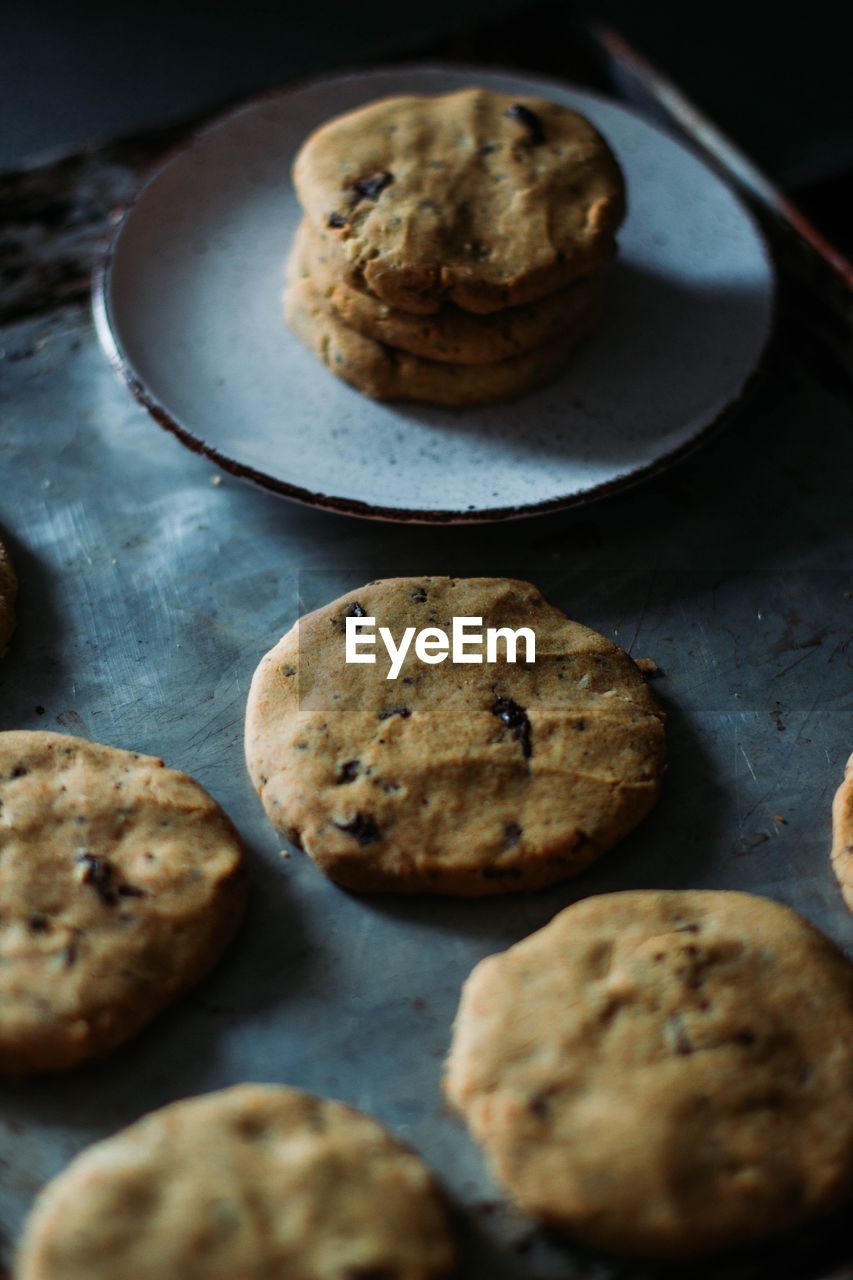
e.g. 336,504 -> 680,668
0,731 -> 246,1073
445,889 -> 853,1257
17,1083 -> 457,1280
0,534 -> 16,656
293,87 -> 624,314
290,217 -> 601,365
832,753 -> 853,911
245,577 -> 665,894
285,275 -> 595,405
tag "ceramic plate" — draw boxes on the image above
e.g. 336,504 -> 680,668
93,64 -> 775,522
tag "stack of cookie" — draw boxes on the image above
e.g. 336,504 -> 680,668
285,87 -> 625,406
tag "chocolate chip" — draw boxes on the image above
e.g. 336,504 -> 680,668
333,814 -> 381,845
482,865 -> 523,879
378,707 -> 410,721
327,211 -> 348,229
492,694 -> 532,758
346,602 -> 367,618
349,170 -> 394,203
76,853 -> 118,905
504,822 -> 522,847
505,103 -> 546,145
337,760 -> 361,784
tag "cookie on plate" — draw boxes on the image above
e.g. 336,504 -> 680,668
16,1083 -> 458,1280
831,753 -> 853,911
293,87 -> 624,315
285,274 -> 595,405
290,217 -> 601,365
445,889 -> 853,1257
245,577 -> 665,894
0,730 -> 247,1073
0,533 -> 17,655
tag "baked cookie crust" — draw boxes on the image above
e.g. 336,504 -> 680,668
17,1083 -> 457,1280
293,87 -> 624,315
245,577 -> 665,894
285,274 -> 595,405
445,889 -> 853,1256
289,217 -> 601,365
0,731 -> 247,1073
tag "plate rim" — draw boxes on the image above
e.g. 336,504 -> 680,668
91,60 -> 778,525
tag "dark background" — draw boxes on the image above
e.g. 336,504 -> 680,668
2,0 -> 852,253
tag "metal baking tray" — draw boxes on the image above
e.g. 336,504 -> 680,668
0,20 -> 851,1279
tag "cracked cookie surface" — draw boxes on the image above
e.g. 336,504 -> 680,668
0,730 -> 246,1073
445,889 -> 853,1256
17,1083 -> 457,1280
293,87 -> 624,315
244,577 -> 665,894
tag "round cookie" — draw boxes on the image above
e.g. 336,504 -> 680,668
289,217 -> 602,365
245,577 -> 665,895
293,87 -> 624,315
445,889 -> 853,1257
0,730 -> 247,1073
831,753 -> 853,911
285,274 -> 596,406
0,533 -> 17,656
17,1083 -> 457,1280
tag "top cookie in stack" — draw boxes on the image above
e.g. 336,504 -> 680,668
285,87 -> 625,406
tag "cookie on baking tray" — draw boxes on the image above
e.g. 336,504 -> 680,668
0,730 -> 246,1073
832,752 -> 853,911
289,217 -> 602,365
0,533 -> 17,656
244,577 -> 665,895
285,274 -> 596,406
293,86 -> 624,315
16,1083 -> 457,1280
444,889 -> 853,1257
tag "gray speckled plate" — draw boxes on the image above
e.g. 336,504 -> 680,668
93,64 -> 775,523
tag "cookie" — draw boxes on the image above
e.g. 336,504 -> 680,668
445,889 -> 853,1257
831,753 -> 853,911
285,275 -> 596,405
293,87 -> 624,315
0,533 -> 17,656
0,731 -> 246,1073
244,577 -> 665,894
289,217 -> 601,365
17,1082 -> 458,1279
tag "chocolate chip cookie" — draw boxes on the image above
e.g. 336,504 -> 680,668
445,889 -> 853,1256
17,1083 -> 457,1279
285,274 -> 595,405
293,87 -> 624,315
832,753 -> 853,911
290,217 -> 601,365
244,578 -> 665,894
0,731 -> 247,1073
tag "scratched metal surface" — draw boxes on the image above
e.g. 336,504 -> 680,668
0,124 -> 852,1280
